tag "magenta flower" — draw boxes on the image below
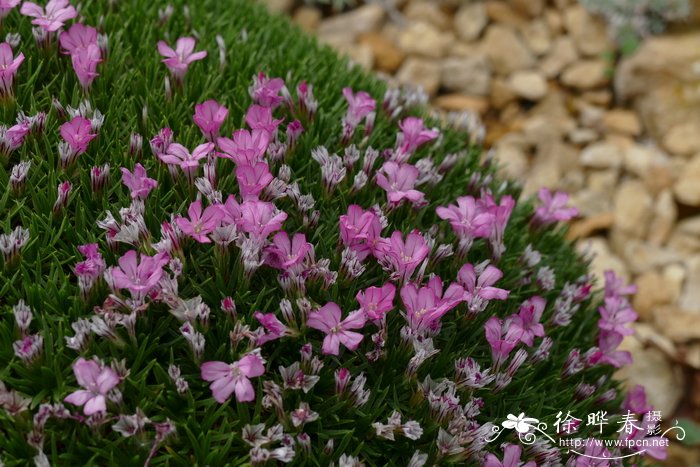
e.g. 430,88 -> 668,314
59,22 -> 97,54
64,357 -> 120,416
485,316 -> 523,368
401,276 -> 464,332
457,263 -> 510,314
341,87 -> 375,141
0,42 -> 24,96
339,204 -> 382,261
193,99 -> 228,141
307,302 -> 366,356
533,187 -> 578,226
120,163 -> 157,200
217,129 -> 270,166
157,37 -> 207,83
74,243 -> 105,280
70,44 -> 101,89
0,0 -> 20,18
236,199 -> 287,239
481,194 -> 515,260
254,311 -> 289,345
622,385 -> 652,414
396,117 -> 439,159
509,296 -> 546,346
484,444 -> 535,467
159,142 -> 214,182
245,104 -> 283,134
200,350 -> 266,403
249,72 -> 286,108
236,162 -> 273,200
109,250 -> 169,297
356,283 -> 396,321
603,270 -> 637,299
375,231 -> 430,282
20,0 -> 77,32
597,296 -> 638,337
436,196 -> 493,250
264,231 -> 311,270
60,116 -> 96,156
596,330 -> 632,368
375,161 -> 426,207
175,200 -> 223,243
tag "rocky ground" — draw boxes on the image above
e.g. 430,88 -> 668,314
262,0 -> 700,462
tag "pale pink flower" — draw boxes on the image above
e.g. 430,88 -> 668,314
339,204 -> 382,261
396,117 -> 439,158
109,250 -> 169,297
485,317 -> 523,368
264,231 -> 311,270
254,311 -> 289,345
0,0 -> 20,18
0,42 -> 24,96
159,142 -> 214,182
509,296 -> 546,346
175,200 -> 223,244
401,276 -> 464,332
59,22 -> 97,55
375,231 -> 430,282
120,163 -> 157,200
60,116 -> 96,155
356,283 -> 395,321
483,444 -> 535,467
193,99 -> 228,141
597,296 -> 638,337
457,263 -> 510,307
200,350 -> 266,403
74,243 -> 105,280
307,302 -> 366,356
157,37 -> 207,82
245,104 -> 282,134
64,357 -> 120,415
621,385 -> 652,414
436,196 -> 493,246
341,87 -> 375,141
533,187 -> 578,226
20,0 -> 77,32
236,199 -> 287,239
217,129 -> 270,166
236,162 -> 273,200
595,330 -> 632,368
249,72 -> 285,108
375,161 -> 425,206
70,43 -> 101,89
480,194 -> 515,261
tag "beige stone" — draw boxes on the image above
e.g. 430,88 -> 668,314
568,127 -> 599,145
396,57 -> 441,96
398,21 -> 452,58
566,212 -> 614,239
653,306 -> 700,342
454,2 -> 488,41
679,256 -> 700,313
673,154 -> 700,206
292,6 -> 321,32
507,70 -> 548,100
404,1 -> 451,30
571,189 -> 613,217
648,190 -> 677,246
602,110 -> 642,136
511,0 -> 544,17
493,143 -> 528,180
613,180 -> 653,238
480,24 -> 535,75
433,94 -> 489,114
440,56 -> 492,96
561,60 -> 609,89
490,77 -> 517,109
358,32 -> 404,73
580,142 -> 623,169
633,270 -> 675,321
563,5 -> 612,57
617,240 -> 682,275
663,122 -> 700,157
540,36 -> 578,78
485,1 -> 528,27
576,237 -> 629,283
318,5 -> 385,41
521,19 -> 551,56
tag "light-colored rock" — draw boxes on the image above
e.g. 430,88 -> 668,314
433,94 -> 489,114
545,8 -> 563,34
480,25 -> 535,75
292,6 -> 322,32
663,122 -> 700,157
521,19 -> 551,56
616,334 -> 684,415
623,144 -> 658,178
617,240 -> 682,275
318,5 -> 386,41
602,110 -> 642,136
540,36 -> 577,78
493,143 -> 528,180
576,237 -> 629,283
563,5 -> 612,57
396,57 -> 441,96
507,70 -> 548,100
440,56 -> 491,96
511,0 -> 544,17
580,142 -> 623,169
485,1 -> 528,27
490,77 -> 517,108
568,127 -> 598,144
561,60 -> 609,89
581,90 -> 613,107
673,154 -> 700,206
679,256 -> 700,312
633,270 -> 676,321
398,21 -> 452,58
648,190 -> 677,246
663,263 -> 686,306
358,32 -> 404,73
653,306 -> 700,342
404,1 -> 450,30
613,180 -> 653,238
571,189 -> 613,217
341,44 -> 374,70
566,212 -> 614,239
587,170 -> 619,195
454,2 -> 488,41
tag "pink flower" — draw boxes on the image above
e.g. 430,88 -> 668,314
484,444 -> 535,467
339,204 -> 382,261
159,142 -> 214,182
457,263 -> 510,313
245,104 -> 283,134
375,231 -> 430,283
60,116 -> 96,155
109,250 -> 169,297
217,129 -> 270,166
533,187 -> 578,226
200,350 -> 266,403
485,316 -> 523,368
575,443 -> 612,466
396,117 -> 438,159
157,37 -> 207,82
0,42 -> 24,96
149,127 -> 173,159
0,0 -> 20,18
597,296 -> 637,337
236,199 -> 287,239
603,270 -> 637,299
236,162 -> 273,200
436,196 -> 493,246
480,194 -> 515,261
175,199 -> 223,243
254,311 -> 289,345
622,385 -> 652,414
71,44 -> 101,89
59,23 -> 97,55
264,231 -> 311,270
74,243 -> 105,280
509,296 -> 546,346
193,99 -> 228,141
64,357 -> 120,415
401,276 -> 464,332
120,163 -> 157,200
356,283 -> 396,321
341,87 -> 375,141
20,0 -> 77,32
596,330 -> 632,368
375,161 -> 425,206
249,72 -> 286,108
307,302 -> 366,356
622,412 -> 667,461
